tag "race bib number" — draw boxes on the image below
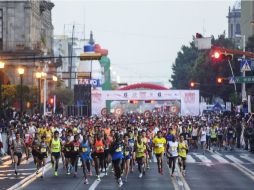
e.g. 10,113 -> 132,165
125,151 -> 129,156
138,148 -> 143,153
156,143 -> 163,148
96,146 -> 103,151
171,146 -> 177,151
74,146 -> 79,151
82,148 -> 87,152
115,147 -> 122,152
41,148 -> 47,153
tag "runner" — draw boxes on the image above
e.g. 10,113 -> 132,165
178,135 -> 188,176
167,135 -> 178,177
63,134 -> 72,175
70,134 -> 80,177
135,134 -> 146,178
24,127 -> 33,160
152,131 -> 166,174
199,127 -> 207,154
80,135 -> 92,184
93,133 -> 105,181
110,133 -> 124,187
123,133 -> 132,182
31,132 -> 40,168
49,131 -> 62,176
37,135 -> 49,178
12,133 -> 25,175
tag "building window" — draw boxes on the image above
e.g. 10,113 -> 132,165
236,23 -> 241,35
0,9 -> 3,50
230,24 -> 233,38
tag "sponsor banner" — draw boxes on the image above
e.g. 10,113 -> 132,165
102,90 -> 181,101
92,88 -> 105,115
78,79 -> 101,87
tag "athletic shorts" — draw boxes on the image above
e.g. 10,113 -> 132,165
70,153 -> 80,159
227,135 -> 233,140
93,152 -> 105,160
81,155 -> 92,161
155,153 -> 163,158
217,135 -> 223,141
38,153 -> 48,160
32,150 -> 38,157
211,138 -> 217,143
14,152 -> 22,159
136,156 -> 144,163
192,136 -> 198,141
64,152 -> 72,159
179,156 -> 186,161
51,152 -> 60,159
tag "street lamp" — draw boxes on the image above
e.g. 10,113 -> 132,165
36,72 -> 42,113
18,68 -> 24,116
0,61 -> 5,115
52,75 -> 58,82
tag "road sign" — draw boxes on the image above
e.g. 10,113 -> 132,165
101,108 -> 108,116
229,76 -> 254,84
240,59 -> 252,72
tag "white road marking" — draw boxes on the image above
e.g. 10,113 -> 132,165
186,155 -> 195,163
225,155 -> 244,164
88,163 -> 112,190
194,154 -> 212,167
211,154 -> 229,163
240,154 -> 254,164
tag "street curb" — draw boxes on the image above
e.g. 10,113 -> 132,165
7,163 -> 51,190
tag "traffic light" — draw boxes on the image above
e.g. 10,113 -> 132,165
128,100 -> 139,104
49,97 -> 54,106
217,77 -> 223,84
210,49 -> 233,62
190,82 -> 195,88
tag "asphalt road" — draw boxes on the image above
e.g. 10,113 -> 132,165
184,149 -> 254,190
2,149 -> 254,190
18,156 -> 175,190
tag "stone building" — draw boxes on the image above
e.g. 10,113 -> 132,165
227,2 -> 241,48
241,0 -> 254,43
0,0 -> 58,86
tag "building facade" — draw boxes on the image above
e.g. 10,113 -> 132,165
241,0 -> 254,42
227,2 -> 242,48
0,0 -> 57,86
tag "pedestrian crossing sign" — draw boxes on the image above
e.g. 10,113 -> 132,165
241,59 -> 252,72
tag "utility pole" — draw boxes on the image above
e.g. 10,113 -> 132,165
69,25 -> 75,88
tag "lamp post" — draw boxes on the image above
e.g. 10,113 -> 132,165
18,68 -> 24,116
36,72 -> 42,113
0,61 -> 5,116
41,71 -> 47,115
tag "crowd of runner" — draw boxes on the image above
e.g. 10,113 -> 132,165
0,112 -> 254,188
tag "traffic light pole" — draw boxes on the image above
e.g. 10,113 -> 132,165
242,35 -> 247,102
227,60 -> 237,96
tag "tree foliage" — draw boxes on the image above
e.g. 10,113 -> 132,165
171,34 -> 242,103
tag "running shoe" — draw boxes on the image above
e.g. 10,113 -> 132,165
84,178 -> 89,184
118,179 -> 123,187
97,175 -> 101,181
139,173 -> 143,178
88,171 -> 92,176
54,171 -> 58,176
15,170 -> 18,176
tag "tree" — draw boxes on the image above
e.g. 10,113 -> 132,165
171,34 -> 241,104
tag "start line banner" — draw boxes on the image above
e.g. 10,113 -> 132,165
96,90 -> 200,116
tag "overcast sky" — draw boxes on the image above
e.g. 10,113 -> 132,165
52,0 -> 235,87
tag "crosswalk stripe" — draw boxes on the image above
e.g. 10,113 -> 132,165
240,154 -> 254,164
211,154 -> 229,163
225,155 -> 244,164
186,155 -> 195,163
194,154 -> 212,163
